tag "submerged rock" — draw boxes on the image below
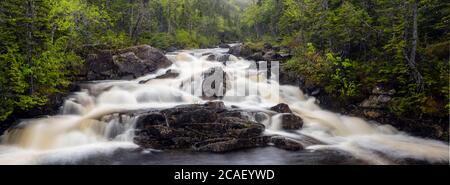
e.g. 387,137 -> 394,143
219,43 -> 231,48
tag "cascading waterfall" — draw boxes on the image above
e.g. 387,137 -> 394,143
0,47 -> 448,165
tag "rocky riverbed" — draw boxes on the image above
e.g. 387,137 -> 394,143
0,44 -> 448,165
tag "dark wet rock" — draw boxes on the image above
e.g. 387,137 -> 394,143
219,43 -> 231,48
263,51 -> 282,61
229,43 -> 292,62
217,54 -> 231,62
254,112 -> 270,123
166,46 -> 178,53
206,54 -> 230,63
228,44 -> 252,58
249,52 -> 264,61
136,113 -> 167,129
230,124 -> 265,138
270,136 -> 304,151
85,45 -> 172,81
132,101 -> 277,152
359,95 -> 392,109
202,52 -> 213,56
132,101 -> 317,153
138,69 -> 179,84
280,114 -> 304,130
270,103 -> 293,113
206,55 -> 216,61
163,108 -> 218,128
357,87 -> 395,119
205,101 -> 226,109
228,44 -> 242,56
157,69 -> 179,79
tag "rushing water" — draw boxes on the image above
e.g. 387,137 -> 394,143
0,47 -> 448,165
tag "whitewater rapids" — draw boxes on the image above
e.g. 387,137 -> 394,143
0,47 -> 448,165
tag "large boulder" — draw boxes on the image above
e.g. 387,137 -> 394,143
85,45 -> 172,81
228,44 -> 242,56
270,103 -> 293,113
133,101 -> 272,152
280,113 -> 304,130
206,55 -> 216,61
228,44 -> 252,58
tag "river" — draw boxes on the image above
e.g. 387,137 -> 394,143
0,47 -> 448,165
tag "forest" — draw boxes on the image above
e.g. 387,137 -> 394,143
0,0 -> 449,139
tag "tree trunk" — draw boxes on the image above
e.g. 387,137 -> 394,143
167,1 -> 171,33
131,15 -> 143,44
129,0 -> 134,37
51,23 -> 57,45
407,0 -> 424,91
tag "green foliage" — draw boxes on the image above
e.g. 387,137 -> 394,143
326,53 -> 360,99
100,31 -> 131,50
141,32 -> 175,50
0,0 -> 249,122
175,30 -> 198,49
0,0 -> 87,121
286,43 -> 332,87
0,46 -> 27,120
247,0 -> 449,119
286,43 -> 360,100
